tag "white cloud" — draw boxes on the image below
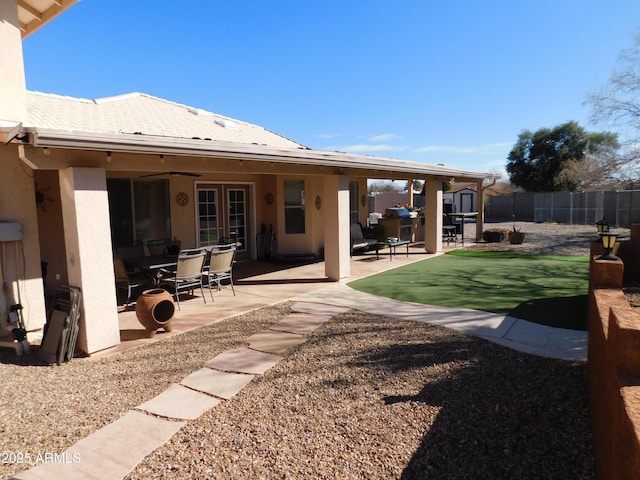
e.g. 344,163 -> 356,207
314,132 -> 343,139
368,133 -> 401,142
339,144 -> 410,153
413,142 -> 512,155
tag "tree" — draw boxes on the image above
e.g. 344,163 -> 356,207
368,180 -> 405,195
506,121 -> 619,192
587,32 -> 640,182
554,132 -> 621,190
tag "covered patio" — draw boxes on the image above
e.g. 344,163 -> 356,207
103,243 -> 441,358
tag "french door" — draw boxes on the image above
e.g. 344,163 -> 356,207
197,184 -> 250,260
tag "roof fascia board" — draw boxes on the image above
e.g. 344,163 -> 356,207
28,128 -> 488,181
20,0 -> 78,39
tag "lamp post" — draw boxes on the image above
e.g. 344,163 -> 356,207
598,231 -> 620,261
596,219 -> 610,233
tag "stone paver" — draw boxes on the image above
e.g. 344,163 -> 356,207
204,347 -> 282,374
269,312 -> 332,335
181,367 -> 255,400
245,330 -> 308,354
136,383 -> 221,420
290,301 -> 350,316
15,411 -> 185,480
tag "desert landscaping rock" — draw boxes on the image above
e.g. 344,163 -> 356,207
0,223 -> 601,479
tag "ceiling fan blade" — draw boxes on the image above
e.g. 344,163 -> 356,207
169,172 -> 202,177
139,172 -> 202,178
139,172 -> 167,178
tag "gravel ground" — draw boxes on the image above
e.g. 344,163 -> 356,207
127,311 -> 594,480
465,220 -> 629,256
0,222 -> 616,479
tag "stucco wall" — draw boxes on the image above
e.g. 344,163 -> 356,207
0,145 -> 47,338
34,170 -> 68,293
588,226 -> 640,480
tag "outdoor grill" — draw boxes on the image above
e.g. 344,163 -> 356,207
384,207 -> 411,219
381,207 -> 413,241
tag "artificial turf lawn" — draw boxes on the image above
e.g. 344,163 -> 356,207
348,250 -> 591,330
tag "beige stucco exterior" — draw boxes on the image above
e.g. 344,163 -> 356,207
0,0 -> 488,355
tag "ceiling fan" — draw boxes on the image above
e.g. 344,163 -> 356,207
139,171 -> 202,178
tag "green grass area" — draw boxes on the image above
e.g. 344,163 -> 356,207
348,250 -> 591,330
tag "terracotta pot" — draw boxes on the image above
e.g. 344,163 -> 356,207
135,289 -> 175,337
508,231 -> 526,244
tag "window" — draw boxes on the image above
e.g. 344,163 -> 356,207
284,180 -> 305,234
349,181 -> 359,224
107,179 -> 170,248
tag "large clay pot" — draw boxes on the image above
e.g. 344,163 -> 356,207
135,289 -> 175,337
508,231 -> 526,244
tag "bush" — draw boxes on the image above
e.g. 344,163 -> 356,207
482,228 -> 508,243
365,223 -> 388,242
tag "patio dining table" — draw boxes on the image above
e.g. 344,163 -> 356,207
446,212 -> 478,245
123,254 -> 178,284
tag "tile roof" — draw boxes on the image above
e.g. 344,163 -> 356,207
25,91 -> 305,150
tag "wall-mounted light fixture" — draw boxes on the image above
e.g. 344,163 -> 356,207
106,151 -> 112,162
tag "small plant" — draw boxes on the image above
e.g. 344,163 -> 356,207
482,228 -> 508,243
508,218 -> 526,244
167,238 -> 182,255
510,215 -> 522,233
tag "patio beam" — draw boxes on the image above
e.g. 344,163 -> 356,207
28,129 -> 488,182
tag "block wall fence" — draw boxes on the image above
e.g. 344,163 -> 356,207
588,224 -> 640,479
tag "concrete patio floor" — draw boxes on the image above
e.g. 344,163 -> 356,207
94,243 -> 440,359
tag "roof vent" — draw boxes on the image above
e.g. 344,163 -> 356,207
214,119 -> 239,129
188,107 -> 212,116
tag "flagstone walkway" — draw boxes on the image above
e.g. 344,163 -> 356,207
14,302 -> 347,480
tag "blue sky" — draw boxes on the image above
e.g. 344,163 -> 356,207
21,0 -> 640,177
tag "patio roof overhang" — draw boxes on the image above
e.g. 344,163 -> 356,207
21,128 -> 489,182
17,0 -> 79,39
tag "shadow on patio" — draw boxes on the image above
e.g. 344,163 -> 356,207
102,244 -> 440,359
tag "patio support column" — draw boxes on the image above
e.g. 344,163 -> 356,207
323,174 -> 350,281
59,167 -> 120,354
407,178 -> 414,207
0,0 -> 27,134
424,179 -> 443,253
476,180 -> 484,241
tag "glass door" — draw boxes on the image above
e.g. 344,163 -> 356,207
198,187 -> 222,246
197,184 -> 250,260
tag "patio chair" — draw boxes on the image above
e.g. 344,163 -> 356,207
350,223 -> 376,256
114,256 -> 154,308
157,248 -> 207,309
203,246 -> 236,300
147,238 -> 172,256
115,244 -> 146,271
443,214 -> 458,245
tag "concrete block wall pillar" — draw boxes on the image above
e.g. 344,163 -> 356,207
323,175 -> 350,281
423,179 -> 442,253
59,167 -> 120,354
0,0 -> 27,127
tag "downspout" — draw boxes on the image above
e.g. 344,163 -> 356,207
17,143 -> 38,170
